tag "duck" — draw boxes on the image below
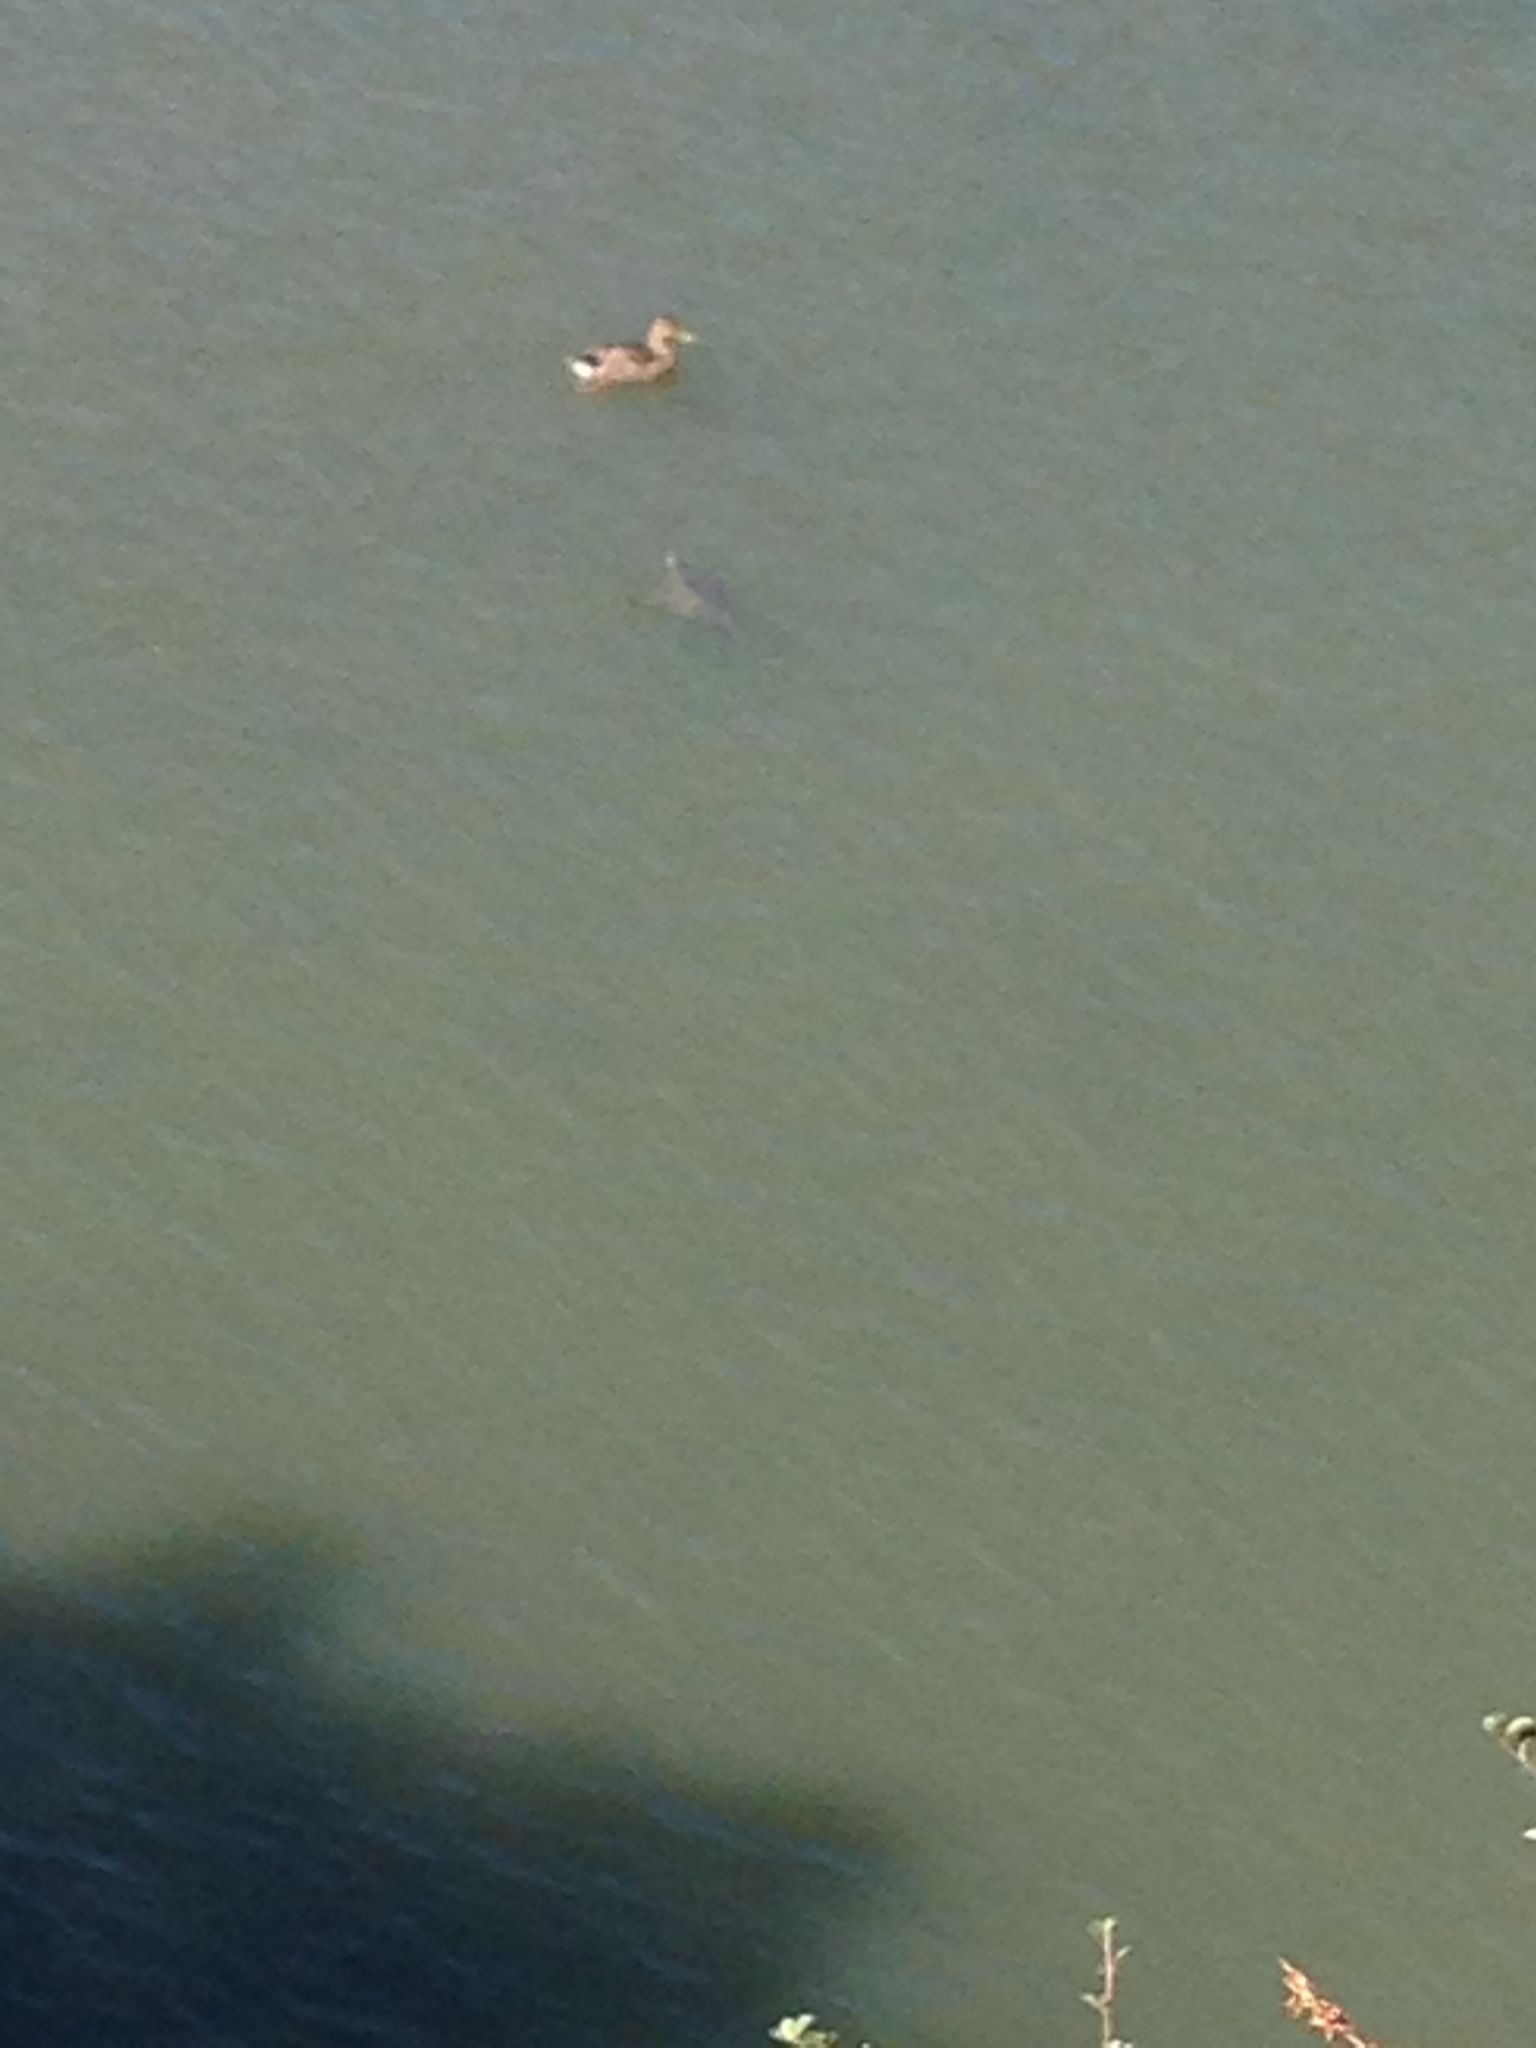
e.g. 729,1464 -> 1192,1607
566,315 -> 696,391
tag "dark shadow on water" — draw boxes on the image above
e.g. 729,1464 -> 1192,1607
0,1520 -> 889,2046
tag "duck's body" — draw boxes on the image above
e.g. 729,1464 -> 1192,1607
567,315 -> 695,391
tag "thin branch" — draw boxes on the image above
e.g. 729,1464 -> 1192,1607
1081,1916 -> 1131,2048
1279,1958 -> 1387,2048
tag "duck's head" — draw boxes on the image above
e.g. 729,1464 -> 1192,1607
647,315 -> 696,349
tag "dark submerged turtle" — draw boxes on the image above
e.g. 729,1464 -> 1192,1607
654,551 -> 737,637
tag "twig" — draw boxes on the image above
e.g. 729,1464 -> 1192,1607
1081,1916 -> 1131,2048
1279,1958 -> 1386,2048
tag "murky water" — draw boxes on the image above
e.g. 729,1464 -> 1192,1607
5,0 -> 1536,2042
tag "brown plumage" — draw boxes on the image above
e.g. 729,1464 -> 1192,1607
566,315 -> 696,391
